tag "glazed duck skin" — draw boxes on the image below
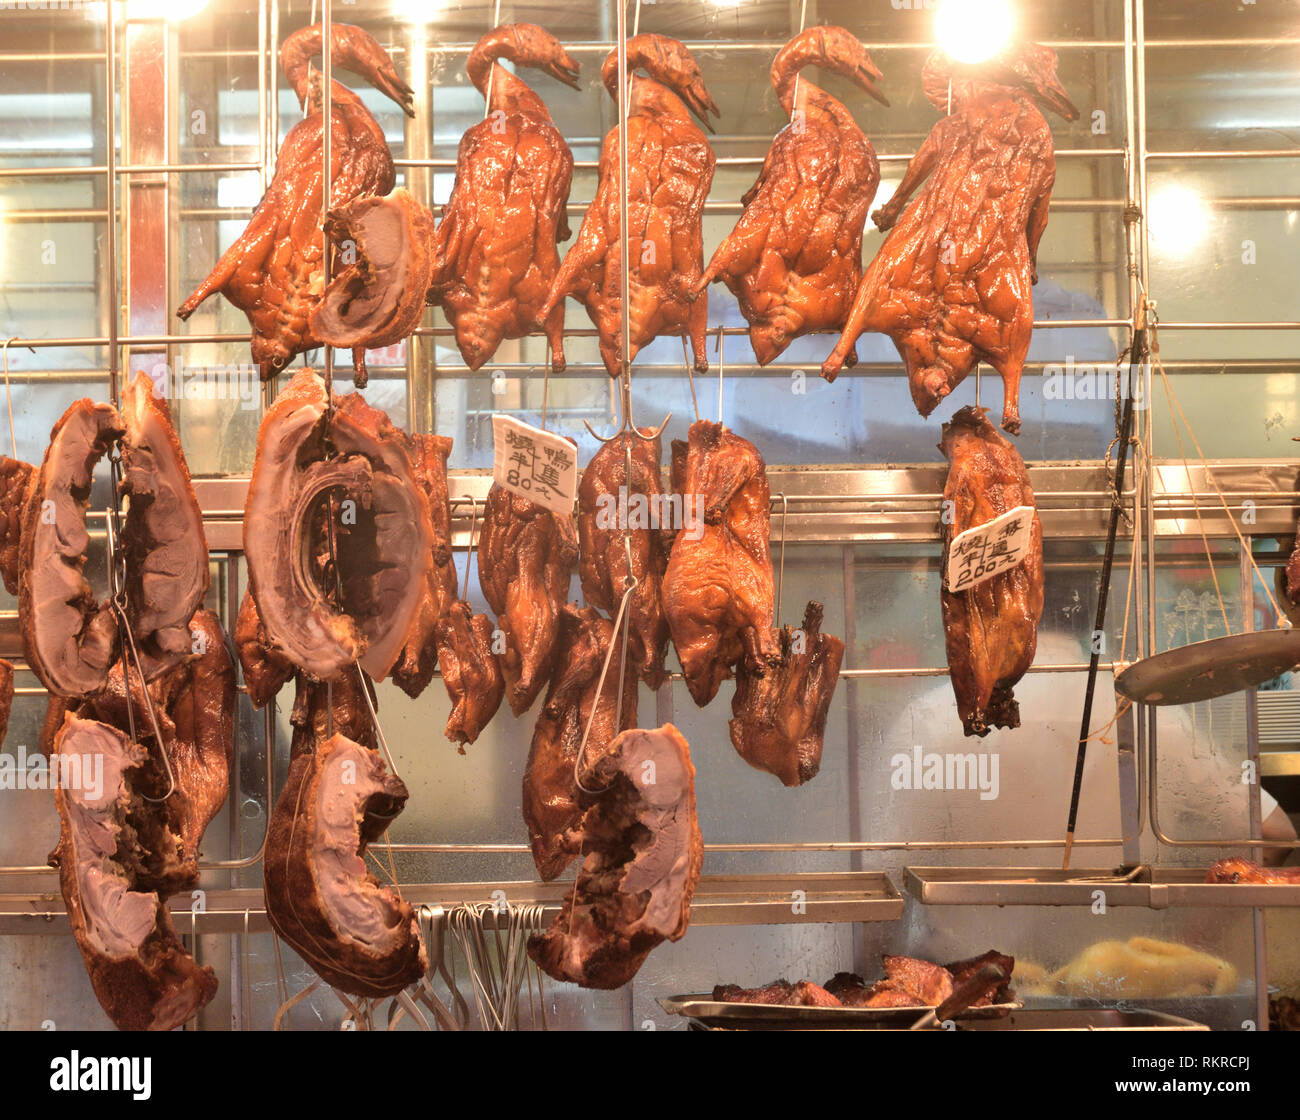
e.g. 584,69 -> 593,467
822,42 -> 1078,434
699,27 -> 887,365
178,23 -> 414,386
429,24 -> 579,372
541,34 -> 718,376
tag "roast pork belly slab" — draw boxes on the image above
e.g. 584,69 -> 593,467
434,600 -> 504,749
264,733 -> 426,997
243,370 -> 434,683
19,399 -> 124,698
118,372 -> 210,682
51,713 -> 217,1031
528,723 -> 702,990
312,188 -> 437,359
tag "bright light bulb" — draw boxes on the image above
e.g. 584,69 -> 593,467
1148,184 -> 1211,257
935,0 -> 1015,65
392,0 -> 443,21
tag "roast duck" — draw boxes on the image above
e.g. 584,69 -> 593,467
428,23 -> 579,372
178,23 -> 415,387
663,420 -> 781,706
541,34 -> 719,376
529,724 -> 703,990
477,478 -> 579,716
822,41 -> 1079,435
699,26 -> 888,365
939,406 -> 1043,737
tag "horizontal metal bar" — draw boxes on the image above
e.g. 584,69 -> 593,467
1146,149 -> 1300,161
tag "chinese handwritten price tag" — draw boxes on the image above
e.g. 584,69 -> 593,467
491,414 -> 577,515
945,505 -> 1036,592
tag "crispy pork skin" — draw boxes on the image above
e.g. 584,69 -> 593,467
662,421 -> 780,706
0,455 -> 34,593
728,600 -> 843,786
478,481 -> 578,715
243,370 -> 433,683
312,188 -> 437,357
434,601 -> 504,748
523,605 -> 638,880
577,430 -> 673,689
429,24 -> 578,372
51,713 -> 217,1030
20,400 -> 123,698
528,723 -> 702,990
118,373 -> 210,681
392,434 -> 459,699
264,733 -> 426,997
939,406 -> 1043,736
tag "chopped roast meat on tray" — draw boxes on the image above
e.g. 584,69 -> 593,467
939,406 -> 1043,736
312,188 -> 438,362
540,34 -> 718,376
822,42 -> 1078,435
523,605 -> 639,881
529,724 -> 702,990
434,601 -> 505,749
714,980 -> 841,1007
177,23 -> 414,387
729,600 -> 844,786
51,713 -> 217,1031
19,399 -> 123,698
392,434 -> 460,699
1206,858 -> 1300,885
663,420 -> 780,706
944,949 -> 1016,1006
577,429 -> 673,689
0,455 -> 33,593
478,480 -> 578,716
263,732 -> 426,998
428,23 -> 578,372
243,370 -> 434,683
699,26 -> 887,365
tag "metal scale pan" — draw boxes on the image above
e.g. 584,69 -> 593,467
1114,628 -> 1300,705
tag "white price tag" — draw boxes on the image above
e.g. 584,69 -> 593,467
491,415 -> 577,515
945,505 -> 1036,593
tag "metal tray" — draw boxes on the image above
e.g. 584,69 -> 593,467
1115,629 -> 1300,705
660,994 -> 1019,1031
905,865 -> 1300,908
954,1008 -> 1208,1031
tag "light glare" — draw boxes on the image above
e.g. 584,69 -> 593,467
935,0 -> 1015,65
1148,184 -> 1211,257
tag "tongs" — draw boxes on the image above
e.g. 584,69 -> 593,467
909,963 -> 1008,1031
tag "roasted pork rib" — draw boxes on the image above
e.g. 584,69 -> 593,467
434,601 -> 505,749
429,24 -> 578,372
822,42 -> 1078,434
699,27 -> 887,365
540,34 -> 718,375
522,605 -> 638,880
477,481 -> 578,716
577,430 -> 673,689
177,23 -> 414,386
528,724 -> 703,990
662,421 -> 780,706
939,406 -> 1044,736
729,600 -> 844,786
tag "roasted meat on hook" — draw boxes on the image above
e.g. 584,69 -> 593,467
577,430 -> 673,689
540,34 -> 718,376
822,42 -> 1079,434
434,601 -> 505,749
0,455 -> 34,594
312,188 -> 438,365
477,480 -> 579,715
264,732 -> 426,998
428,23 -> 579,372
528,723 -> 702,990
235,589 -> 295,709
177,23 -> 414,386
51,713 -> 218,1031
729,600 -> 844,786
698,27 -> 887,365
662,421 -> 780,706
243,370 -> 434,683
19,399 -> 123,698
939,406 -> 1044,736
522,605 -> 638,881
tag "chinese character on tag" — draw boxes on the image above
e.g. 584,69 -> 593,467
491,414 -> 578,515
944,505 -> 1036,592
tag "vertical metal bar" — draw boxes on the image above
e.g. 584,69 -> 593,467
616,0 -> 630,378
841,545 -> 865,974
1240,544 -> 1270,1031
105,0 -> 120,405
406,17 -> 432,434
321,0 -> 334,396
226,559 -> 243,1032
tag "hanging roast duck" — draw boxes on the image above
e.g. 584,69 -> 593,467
697,26 -> 887,365
540,34 -> 718,376
178,23 -> 414,387
821,41 -> 1078,435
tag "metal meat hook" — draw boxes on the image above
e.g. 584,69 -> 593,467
584,370 -> 671,444
2,336 -> 35,458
